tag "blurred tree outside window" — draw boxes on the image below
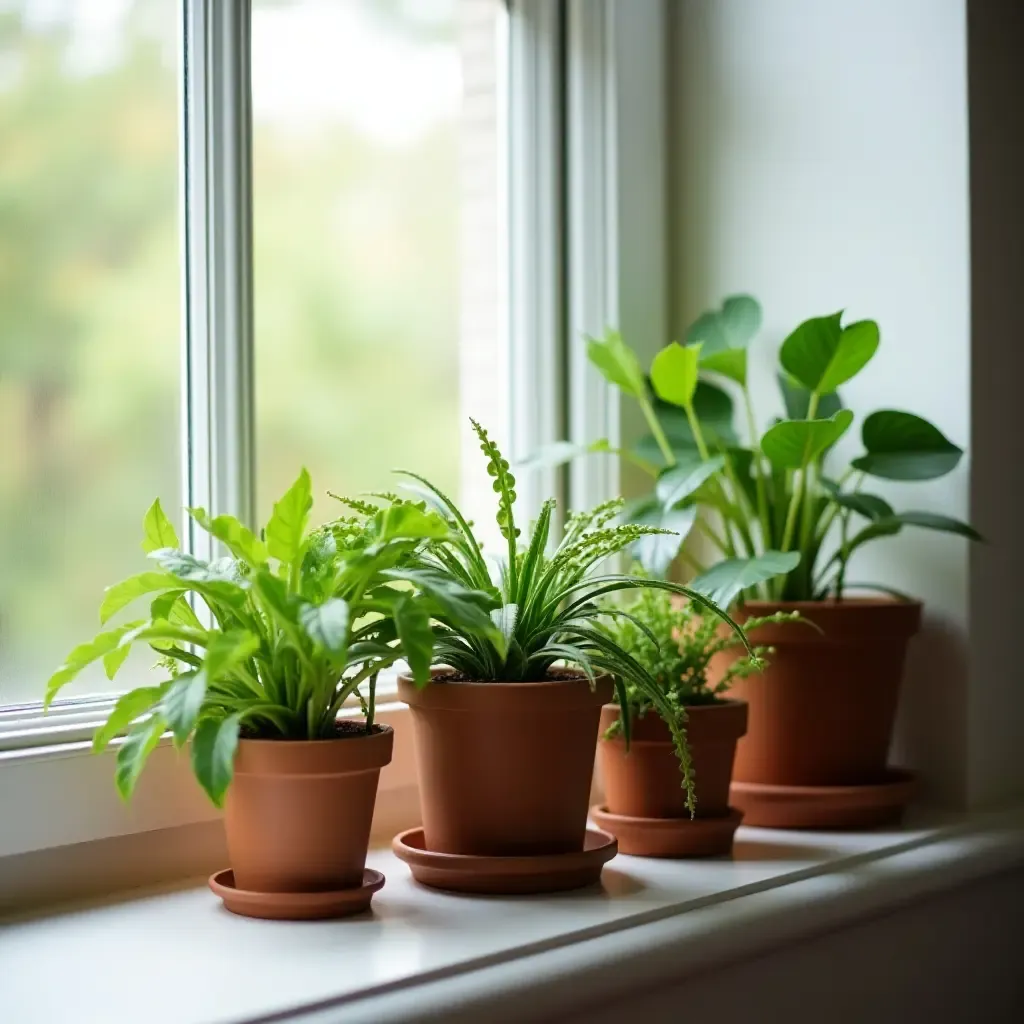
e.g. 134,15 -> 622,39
0,0 -> 507,706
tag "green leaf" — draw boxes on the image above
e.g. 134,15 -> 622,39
700,347 -> 747,385
393,595 -> 434,685
778,373 -> 843,421
162,671 -> 207,746
151,591 -> 204,631
586,330 -> 646,398
689,551 -> 801,608
203,630 -> 261,680
819,478 -> 894,521
372,503 -> 450,543
115,715 -> 167,801
191,713 -> 242,807
516,440 -> 615,471
142,499 -> 179,554
100,572 -> 179,625
147,548 -> 245,586
852,410 -> 963,481
102,643 -> 133,682
385,569 -> 499,639
627,499 -> 697,577
689,295 -> 761,385
490,603 -> 519,660
266,467 -> 313,566
188,508 -> 268,565
93,685 -> 167,753
651,342 -> 702,409
761,410 -> 854,470
46,623 -> 146,707
780,314 -> 879,394
655,454 -> 726,508
298,598 -> 350,653
887,511 -> 982,541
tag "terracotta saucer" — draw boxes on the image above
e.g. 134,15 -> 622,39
730,768 -> 916,830
209,868 -> 385,921
591,805 -> 743,858
392,827 -> 618,895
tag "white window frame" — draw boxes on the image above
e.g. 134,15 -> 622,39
0,0 -> 668,905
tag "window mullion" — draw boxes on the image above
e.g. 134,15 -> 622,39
181,0 -> 256,558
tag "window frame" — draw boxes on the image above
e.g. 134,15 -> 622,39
0,0 -> 666,901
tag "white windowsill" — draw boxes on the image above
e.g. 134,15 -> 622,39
3,807 -> 1022,1024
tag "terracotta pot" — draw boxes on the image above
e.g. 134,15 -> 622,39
714,599 -> 922,787
598,700 -> 748,819
399,671 -> 613,856
224,725 -> 394,893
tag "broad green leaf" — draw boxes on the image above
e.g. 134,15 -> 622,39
634,383 -> 736,465
102,643 -> 133,682
46,622 -> 146,707
203,630 -> 261,680
780,314 -> 879,394
252,569 -> 300,629
148,548 -> 245,586
384,569 -> 499,638
115,715 -> 167,801
685,310 -> 728,351
700,347 -> 747,385
162,671 -> 207,746
887,510 -> 981,541
721,295 -> 762,346
393,595 -> 434,684
188,507 -> 268,565
819,477 -> 894,521
585,330 -> 646,398
372,503 -> 449,543
627,499 -> 697,577
516,439 -> 614,471
655,454 -> 726,508
93,685 -> 167,753
100,572 -> 179,625
266,467 -> 313,566
142,499 -> 179,554
119,621 -> 210,650
852,410 -> 963,481
689,551 -> 801,608
150,591 -> 204,631
191,713 -> 242,807
778,373 -> 843,421
651,342 -> 702,409
298,598 -> 350,653
761,410 -> 854,470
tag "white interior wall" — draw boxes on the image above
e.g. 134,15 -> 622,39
668,0 -> 976,804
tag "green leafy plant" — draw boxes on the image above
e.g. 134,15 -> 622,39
601,585 -> 801,739
540,298 -> 980,600
366,419 -> 758,813
45,470 -> 493,805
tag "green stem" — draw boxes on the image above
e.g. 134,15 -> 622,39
639,394 -> 677,468
366,671 -> 377,732
694,516 -> 731,557
835,510 -> 851,600
743,388 -> 771,549
780,392 -> 820,553
684,403 -> 711,462
678,546 -> 708,576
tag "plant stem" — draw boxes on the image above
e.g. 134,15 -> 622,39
743,388 -> 771,549
780,392 -> 820,553
694,516 -> 731,557
678,546 -> 708,575
366,671 -> 377,732
835,510 -> 851,600
639,394 -> 677,468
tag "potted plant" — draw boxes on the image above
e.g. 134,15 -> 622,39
593,586 -> 798,856
552,298 -> 980,828
377,421 -> 755,894
45,470 -> 493,918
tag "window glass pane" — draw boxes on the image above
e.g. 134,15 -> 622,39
252,0 -> 508,530
0,0 -> 181,706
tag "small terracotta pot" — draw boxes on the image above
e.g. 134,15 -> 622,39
224,725 -> 394,893
713,599 -> 922,787
399,671 -> 613,857
598,700 -> 748,819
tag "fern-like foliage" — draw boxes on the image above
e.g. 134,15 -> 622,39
603,579 -> 802,727
384,420 -> 759,812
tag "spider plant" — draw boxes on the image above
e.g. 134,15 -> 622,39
359,420 -> 757,812
44,469 -> 494,805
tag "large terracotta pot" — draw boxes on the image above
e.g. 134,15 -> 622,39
399,671 -> 613,856
224,725 -> 394,892
598,700 -> 748,819
715,599 -> 922,787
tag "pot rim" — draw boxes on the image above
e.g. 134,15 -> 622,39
398,670 -> 614,711
599,699 -> 749,743
738,597 -> 923,612
232,723 -> 394,777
